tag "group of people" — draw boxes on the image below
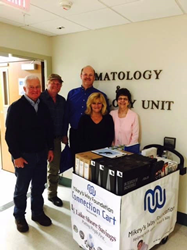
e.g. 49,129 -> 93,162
5,65 -> 139,233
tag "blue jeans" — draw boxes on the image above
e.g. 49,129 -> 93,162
13,150 -> 47,219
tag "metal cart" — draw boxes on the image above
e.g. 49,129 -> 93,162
70,146 -> 186,250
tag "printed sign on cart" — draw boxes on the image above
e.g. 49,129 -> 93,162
120,171 -> 179,250
71,174 -> 121,250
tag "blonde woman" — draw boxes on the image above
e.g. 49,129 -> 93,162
77,92 -> 114,153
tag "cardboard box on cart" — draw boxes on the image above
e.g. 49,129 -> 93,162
70,170 -> 179,250
75,151 -> 103,179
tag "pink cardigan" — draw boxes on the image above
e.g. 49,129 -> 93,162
110,109 -> 139,146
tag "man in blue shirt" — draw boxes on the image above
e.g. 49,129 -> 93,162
62,65 -> 109,168
40,74 -> 66,207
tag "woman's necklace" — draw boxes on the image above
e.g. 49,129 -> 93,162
118,108 -> 128,118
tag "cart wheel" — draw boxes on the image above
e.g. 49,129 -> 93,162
161,236 -> 168,244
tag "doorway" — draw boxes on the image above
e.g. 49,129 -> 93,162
0,57 -> 44,173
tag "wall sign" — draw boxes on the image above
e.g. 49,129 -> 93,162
112,99 -> 174,111
18,78 -> 25,96
95,69 -> 174,111
95,70 -> 162,81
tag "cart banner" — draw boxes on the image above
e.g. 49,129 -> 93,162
120,171 -> 179,250
71,174 -> 121,250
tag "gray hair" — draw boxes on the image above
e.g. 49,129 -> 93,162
24,75 -> 40,86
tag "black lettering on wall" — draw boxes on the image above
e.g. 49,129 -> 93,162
154,70 -> 162,79
126,71 -> 133,80
118,71 -> 126,80
165,101 -> 174,110
131,100 -> 136,108
151,101 -> 160,109
110,72 -> 118,80
103,73 -> 110,81
95,73 -> 103,81
142,100 -> 150,109
134,71 -> 141,80
143,70 -> 152,80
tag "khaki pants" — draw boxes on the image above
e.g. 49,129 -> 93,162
47,137 -> 61,198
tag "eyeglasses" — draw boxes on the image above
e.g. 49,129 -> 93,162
118,97 -> 129,101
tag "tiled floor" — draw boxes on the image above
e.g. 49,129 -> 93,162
0,170 -> 186,250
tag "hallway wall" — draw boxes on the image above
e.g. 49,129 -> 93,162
0,15 -> 186,219
0,22 -> 52,56
51,14 -> 187,216
0,22 -> 52,76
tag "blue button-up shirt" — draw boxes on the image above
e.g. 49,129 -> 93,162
63,86 -> 109,136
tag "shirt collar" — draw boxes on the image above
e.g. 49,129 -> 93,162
24,94 -> 40,106
45,89 -> 59,100
81,85 -> 94,92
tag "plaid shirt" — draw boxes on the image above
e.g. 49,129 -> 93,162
40,90 -> 66,137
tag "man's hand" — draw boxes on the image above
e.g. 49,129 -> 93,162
14,157 -> 28,168
62,136 -> 68,145
48,150 -> 54,163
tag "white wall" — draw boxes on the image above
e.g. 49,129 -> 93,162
52,15 -> 187,214
0,22 -> 52,56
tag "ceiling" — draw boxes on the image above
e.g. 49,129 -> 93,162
0,0 -> 186,37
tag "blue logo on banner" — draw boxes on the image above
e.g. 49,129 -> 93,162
87,184 -> 96,196
144,185 -> 166,213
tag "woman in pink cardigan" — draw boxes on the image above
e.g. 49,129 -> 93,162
110,88 -> 139,146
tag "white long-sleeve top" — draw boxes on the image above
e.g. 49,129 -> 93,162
110,109 -> 139,146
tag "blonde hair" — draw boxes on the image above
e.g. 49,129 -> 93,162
85,92 -> 107,115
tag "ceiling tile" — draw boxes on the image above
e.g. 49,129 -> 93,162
67,8 -> 130,30
177,0 -> 187,13
23,5 -> 59,25
30,0 -> 106,17
0,4 -> 58,26
30,18 -> 88,35
0,5 -> 27,25
0,0 -> 186,36
113,0 -> 183,22
101,0 -> 141,7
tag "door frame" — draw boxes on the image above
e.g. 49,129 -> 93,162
0,46 -> 52,171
